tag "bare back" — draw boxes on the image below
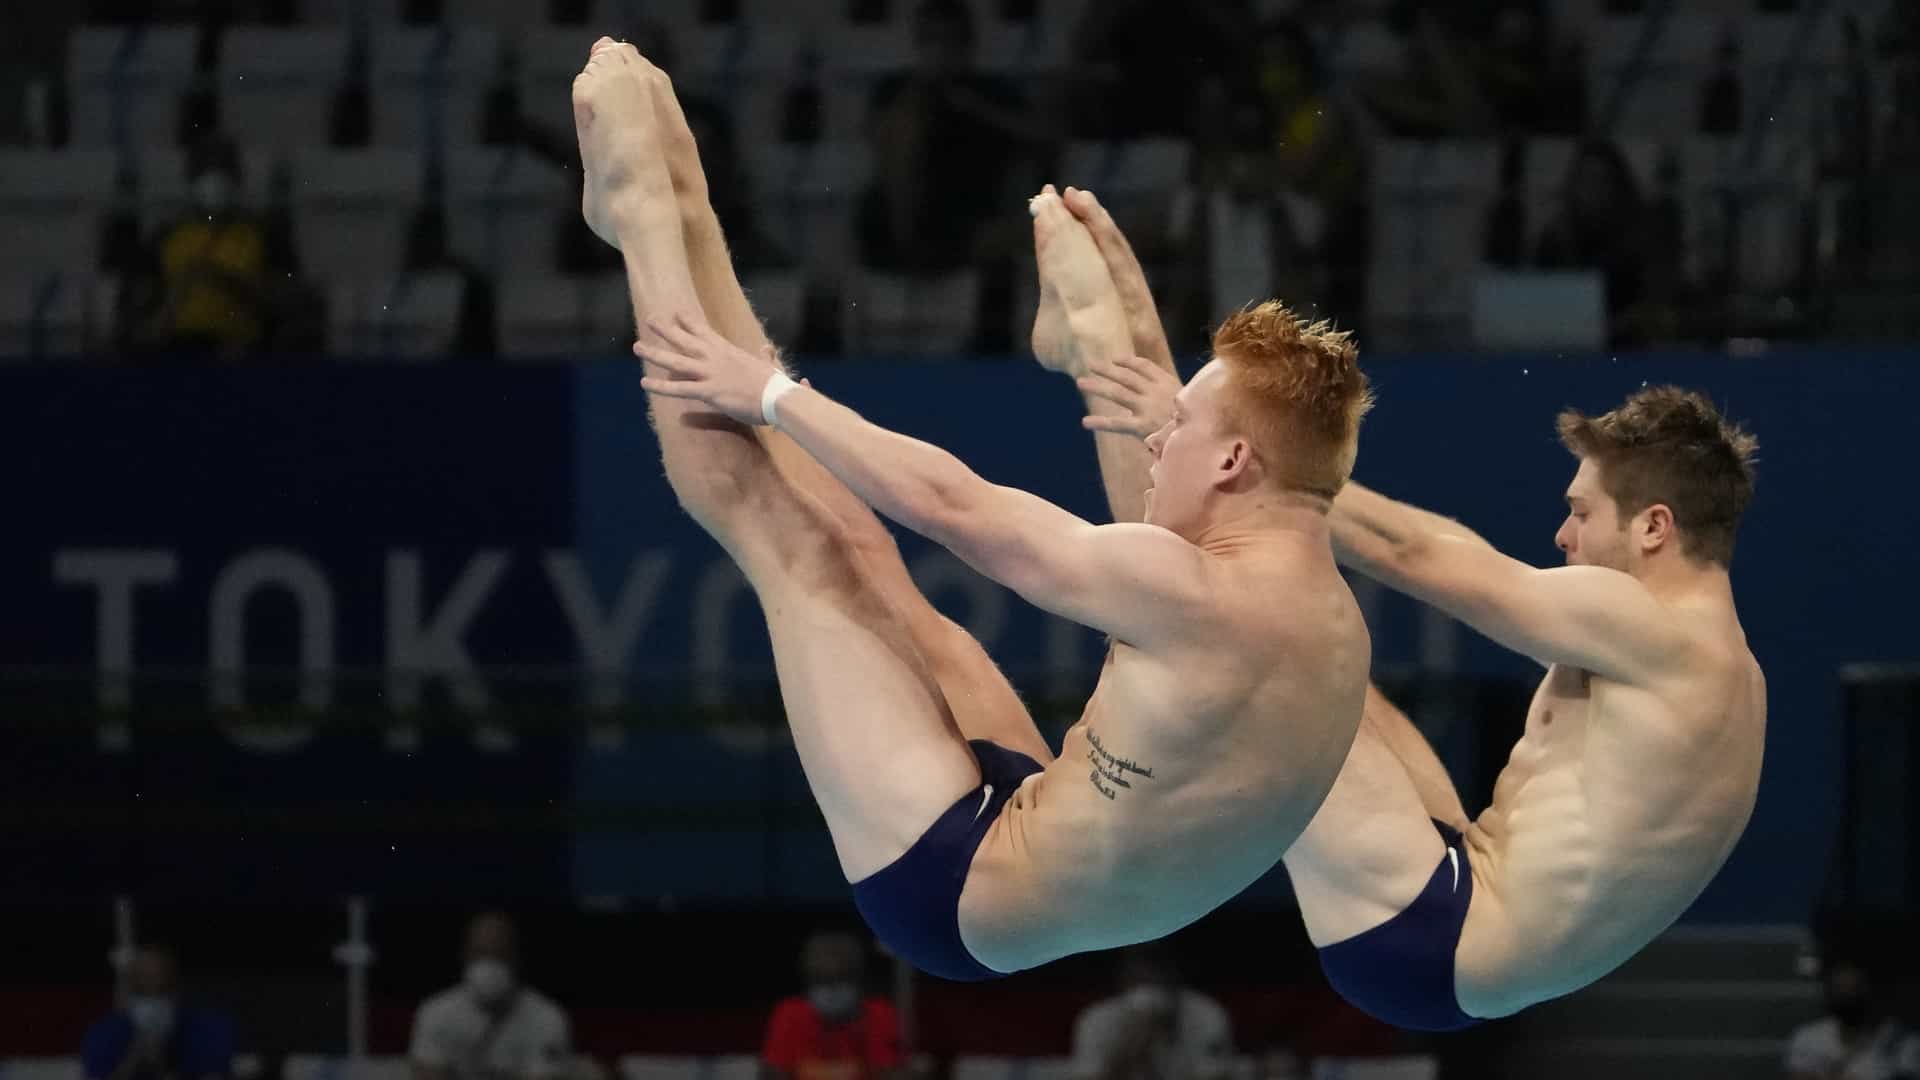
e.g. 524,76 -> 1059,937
1455,596 -> 1765,1016
957,534 -> 1369,973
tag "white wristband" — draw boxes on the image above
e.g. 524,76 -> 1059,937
761,371 -> 800,427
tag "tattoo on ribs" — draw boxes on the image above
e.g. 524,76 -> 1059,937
1085,729 -> 1155,801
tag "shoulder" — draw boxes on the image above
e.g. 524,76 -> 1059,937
1178,991 -> 1230,1028
1074,995 -> 1126,1031
518,989 -> 569,1028
1786,1017 -> 1839,1055
415,988 -> 470,1026
768,997 -> 815,1027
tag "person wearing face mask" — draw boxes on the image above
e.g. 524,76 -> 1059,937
410,912 -> 572,1080
760,930 -> 905,1080
82,945 -> 234,1080
1070,943 -> 1233,1080
1786,957 -> 1920,1080
140,134 -> 281,359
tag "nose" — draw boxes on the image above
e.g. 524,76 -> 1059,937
1145,423 -> 1169,457
1554,518 -> 1574,553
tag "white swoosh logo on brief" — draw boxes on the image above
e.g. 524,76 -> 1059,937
1447,847 -> 1461,892
974,784 -> 994,822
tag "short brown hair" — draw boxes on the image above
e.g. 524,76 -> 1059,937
1210,301 -> 1372,499
1556,386 -> 1759,565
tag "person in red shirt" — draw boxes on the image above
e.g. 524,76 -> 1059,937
761,930 -> 906,1080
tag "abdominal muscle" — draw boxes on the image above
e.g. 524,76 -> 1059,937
1455,664 -> 1762,1017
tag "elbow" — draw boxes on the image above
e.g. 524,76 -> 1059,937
1362,530 -> 1433,582
907,455 -> 980,542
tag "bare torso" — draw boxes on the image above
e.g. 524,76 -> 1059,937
1454,599 -> 1765,1016
956,540 -> 1370,974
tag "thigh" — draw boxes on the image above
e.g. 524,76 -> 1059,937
733,481 -> 986,883
762,428 -> 1055,765
1283,722 -> 1450,948
1363,685 -> 1470,833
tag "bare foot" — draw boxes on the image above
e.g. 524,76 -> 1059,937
641,59 -> 709,206
1029,186 -> 1130,377
572,37 -> 673,249
1061,186 -> 1174,369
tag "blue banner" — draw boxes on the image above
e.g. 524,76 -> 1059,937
3,351 -> 1916,920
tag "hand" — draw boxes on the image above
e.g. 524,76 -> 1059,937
1077,353 -> 1179,439
634,312 -> 786,426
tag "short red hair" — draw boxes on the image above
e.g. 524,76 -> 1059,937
1210,301 -> 1372,499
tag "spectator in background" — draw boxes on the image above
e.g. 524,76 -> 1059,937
859,0 -> 1050,351
1252,18 -> 1369,332
761,929 -> 904,1080
1068,0 -> 1254,139
1699,29 -> 1743,135
82,945 -> 235,1080
410,912 -> 571,1080
1361,10 -> 1497,137
1483,138 -> 1530,267
1784,956 -> 1920,1080
1533,138 -> 1655,344
1786,956 -> 1920,1080
1070,943 -> 1233,1080
859,0 -> 1040,271
1476,3 -> 1555,134
138,134 -> 286,359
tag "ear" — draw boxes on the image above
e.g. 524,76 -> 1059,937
1639,503 -> 1675,553
1217,438 -> 1254,486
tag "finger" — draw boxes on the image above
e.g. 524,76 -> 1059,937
633,340 -> 701,377
1076,376 -> 1141,409
1113,353 -> 1170,383
676,310 -> 726,350
1086,360 -> 1150,396
646,316 -> 703,355
640,375 -> 703,399
1082,414 -> 1148,436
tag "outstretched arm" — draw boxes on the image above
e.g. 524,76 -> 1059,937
1330,482 -> 1693,682
637,315 -> 1215,647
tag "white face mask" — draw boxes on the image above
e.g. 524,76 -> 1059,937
807,981 -> 860,1019
1126,985 -> 1176,1015
128,995 -> 177,1036
465,959 -> 515,1003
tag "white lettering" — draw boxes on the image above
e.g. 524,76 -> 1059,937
53,549 -> 178,710
385,550 -> 509,712
691,558 -> 755,709
209,549 -> 336,752
543,550 -> 671,710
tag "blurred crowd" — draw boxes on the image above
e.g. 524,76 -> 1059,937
70,911 -> 1920,1080
80,917 -> 1317,1080
3,0 -> 1920,360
